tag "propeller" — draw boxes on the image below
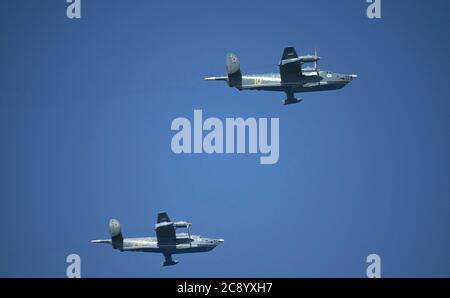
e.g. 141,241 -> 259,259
187,222 -> 192,247
314,48 -> 320,76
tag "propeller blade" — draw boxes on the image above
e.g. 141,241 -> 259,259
315,48 -> 320,75
187,225 -> 192,247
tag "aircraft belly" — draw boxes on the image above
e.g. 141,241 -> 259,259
295,82 -> 347,93
171,246 -> 215,254
140,247 -> 162,253
240,84 -> 283,91
239,81 -> 347,94
123,246 -> 161,253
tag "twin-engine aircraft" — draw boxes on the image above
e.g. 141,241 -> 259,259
205,46 -> 357,105
92,212 -> 224,266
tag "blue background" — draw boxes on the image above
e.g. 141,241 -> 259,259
1,0 -> 449,277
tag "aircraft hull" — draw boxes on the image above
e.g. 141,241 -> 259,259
119,237 -> 218,254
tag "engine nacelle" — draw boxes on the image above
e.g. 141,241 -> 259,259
173,221 -> 192,228
279,55 -> 320,67
299,55 -> 320,63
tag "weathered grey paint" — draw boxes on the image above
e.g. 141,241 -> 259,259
92,212 -> 224,266
205,46 -> 357,105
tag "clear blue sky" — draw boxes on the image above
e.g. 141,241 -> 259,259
0,0 -> 449,277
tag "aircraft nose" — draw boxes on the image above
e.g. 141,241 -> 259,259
217,239 -> 225,244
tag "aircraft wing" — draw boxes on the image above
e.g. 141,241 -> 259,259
279,46 -> 303,82
155,212 -> 176,245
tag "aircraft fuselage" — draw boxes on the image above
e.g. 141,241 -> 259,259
238,70 -> 357,93
117,234 -> 223,255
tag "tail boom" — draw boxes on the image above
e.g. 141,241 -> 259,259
91,239 -> 111,244
204,76 -> 228,81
